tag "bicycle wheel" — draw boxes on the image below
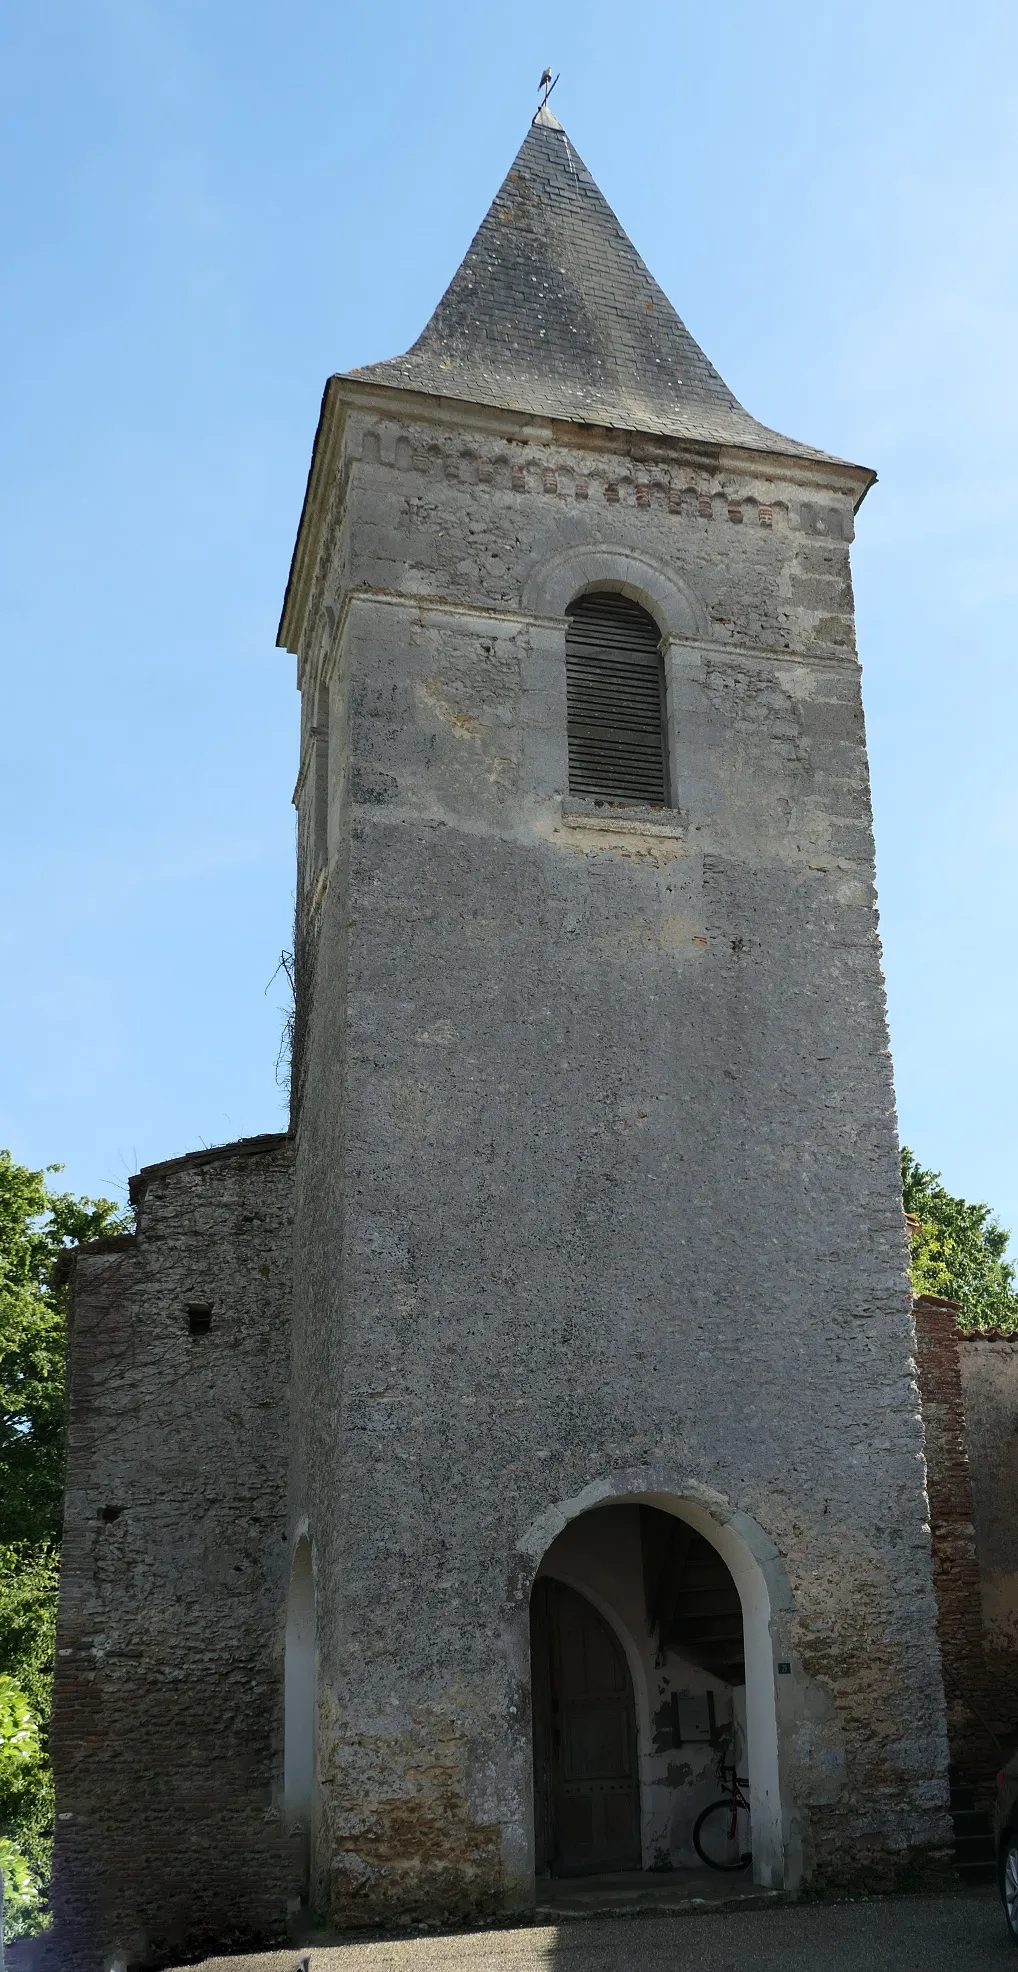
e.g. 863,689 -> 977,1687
692,1796 -> 752,1871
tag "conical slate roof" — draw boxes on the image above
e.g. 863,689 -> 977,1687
348,109 -> 841,464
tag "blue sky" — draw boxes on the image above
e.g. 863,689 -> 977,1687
2,1 -> 1017,1239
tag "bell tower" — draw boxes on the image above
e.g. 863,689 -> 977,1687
278,106 -> 950,1923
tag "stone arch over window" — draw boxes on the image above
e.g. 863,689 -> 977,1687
518,547 -> 708,810
514,1471 -> 792,1890
520,544 -> 706,641
284,1533 -> 317,1850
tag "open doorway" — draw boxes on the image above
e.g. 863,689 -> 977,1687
530,1502 -> 750,1884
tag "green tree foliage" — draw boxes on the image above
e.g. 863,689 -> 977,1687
0,1151 -> 129,1938
0,1666 -> 49,1935
902,1147 -> 1018,1332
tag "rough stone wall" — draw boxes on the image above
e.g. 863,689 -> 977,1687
287,398 -> 951,1923
957,1332 -> 1018,1751
912,1296 -> 999,1794
49,1134 -> 300,1971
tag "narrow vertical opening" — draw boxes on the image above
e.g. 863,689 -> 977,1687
284,1534 -> 316,1885
312,683 -> 330,871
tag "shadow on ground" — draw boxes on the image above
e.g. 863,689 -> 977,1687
164,1886 -> 1008,1972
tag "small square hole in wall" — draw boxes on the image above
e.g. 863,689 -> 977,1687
187,1303 -> 213,1335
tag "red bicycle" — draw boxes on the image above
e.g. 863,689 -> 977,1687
692,1755 -> 752,1871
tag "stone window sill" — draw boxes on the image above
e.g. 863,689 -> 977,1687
560,798 -> 684,838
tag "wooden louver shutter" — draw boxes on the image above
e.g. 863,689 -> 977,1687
565,593 -> 668,805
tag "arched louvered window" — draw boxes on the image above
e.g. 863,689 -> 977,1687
565,592 -> 669,805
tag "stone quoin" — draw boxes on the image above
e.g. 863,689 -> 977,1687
48,105 -> 961,1968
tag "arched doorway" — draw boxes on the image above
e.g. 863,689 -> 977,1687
284,1533 -> 316,1885
530,1501 -> 752,1882
531,1579 -> 641,1876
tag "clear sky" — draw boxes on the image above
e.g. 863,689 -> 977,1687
2,1 -> 1016,1240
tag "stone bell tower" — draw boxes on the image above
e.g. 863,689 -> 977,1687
278,106 -> 950,1925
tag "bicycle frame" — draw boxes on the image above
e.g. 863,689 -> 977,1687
718,1762 -> 750,1823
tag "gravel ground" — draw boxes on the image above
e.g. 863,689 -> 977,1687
169,1887 -> 1012,1972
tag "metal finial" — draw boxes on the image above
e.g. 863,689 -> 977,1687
539,68 -> 559,109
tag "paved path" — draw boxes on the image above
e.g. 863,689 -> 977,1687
173,1888 -> 1011,1972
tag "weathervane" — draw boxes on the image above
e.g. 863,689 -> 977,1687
539,68 -> 559,110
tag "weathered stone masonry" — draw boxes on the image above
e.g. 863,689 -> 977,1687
285,396 -> 953,1917
49,1135 -> 300,1970
281,113 -> 953,1923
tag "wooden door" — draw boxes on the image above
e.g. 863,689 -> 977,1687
531,1578 -> 641,1876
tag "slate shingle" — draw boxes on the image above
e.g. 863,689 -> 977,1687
348,110 -> 847,466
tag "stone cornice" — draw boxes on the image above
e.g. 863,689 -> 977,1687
276,376 -> 876,657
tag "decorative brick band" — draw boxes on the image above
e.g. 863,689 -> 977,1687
359,421 -> 800,527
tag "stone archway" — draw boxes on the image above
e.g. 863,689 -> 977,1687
520,541 -> 708,642
517,1475 -> 789,1889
